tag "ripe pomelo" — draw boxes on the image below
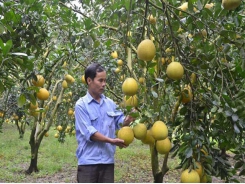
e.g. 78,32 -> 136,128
133,123 -> 147,140
68,109 -> 74,116
62,80 -> 68,88
122,95 -> 138,107
81,75 -> 86,84
138,77 -> 145,84
137,39 -> 156,61
117,126 -> 134,146
122,78 -> 138,96
36,88 -> 49,100
222,0 -> 241,10
151,121 -> 168,140
195,162 -> 204,178
141,130 -> 155,145
117,59 -> 123,66
65,74 -> 75,84
29,101 -> 38,110
156,137 -> 172,154
181,169 -> 200,183
181,86 -> 193,104
111,51 -> 118,59
32,75 -> 45,87
166,62 -> 184,80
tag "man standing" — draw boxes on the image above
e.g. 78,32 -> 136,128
75,63 -> 134,183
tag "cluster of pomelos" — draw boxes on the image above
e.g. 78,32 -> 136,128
180,157 -> 210,183
111,50 -> 124,74
117,120 -> 172,155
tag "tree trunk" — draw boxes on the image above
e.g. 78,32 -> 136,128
150,144 -> 164,183
25,153 -> 39,174
26,125 -> 40,174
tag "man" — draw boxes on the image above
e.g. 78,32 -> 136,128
75,63 -> 134,183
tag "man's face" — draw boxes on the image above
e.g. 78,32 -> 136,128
88,71 -> 106,95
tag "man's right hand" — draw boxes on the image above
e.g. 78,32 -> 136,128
110,138 -> 127,148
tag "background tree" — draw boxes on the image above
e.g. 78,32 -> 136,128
1,0 -> 245,182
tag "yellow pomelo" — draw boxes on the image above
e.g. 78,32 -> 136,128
181,169 -> 200,183
190,73 -> 196,84
151,121 -> 168,140
29,101 -> 38,110
122,95 -> 138,107
200,174 -> 208,183
57,125 -> 63,131
117,126 -> 134,146
62,80 -> 68,88
178,2 -> 188,11
65,74 -> 75,84
166,62 -> 184,80
141,130 -> 155,145
122,78 -> 138,96
29,108 -> 39,117
178,2 -> 188,16
148,14 -> 156,24
68,109 -> 74,116
52,96 -> 57,101
222,0 -> 241,10
205,3 -> 214,9
181,86 -> 193,104
137,39 -> 156,61
115,67 -> 121,73
32,75 -> 45,87
138,77 -> 145,84
156,137 -> 172,154
111,51 -> 118,59
54,133 -> 59,138
133,123 -> 147,140
195,162 -> 204,178
117,59 -> 123,66
81,75 -> 86,84
36,88 -> 50,100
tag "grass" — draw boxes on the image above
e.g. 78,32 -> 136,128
0,122 -> 181,183
0,123 -> 77,182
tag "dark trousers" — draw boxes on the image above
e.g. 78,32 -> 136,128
77,164 -> 114,183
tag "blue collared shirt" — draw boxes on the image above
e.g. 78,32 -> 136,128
75,92 -> 125,165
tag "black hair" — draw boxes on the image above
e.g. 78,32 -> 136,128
85,63 -> 105,84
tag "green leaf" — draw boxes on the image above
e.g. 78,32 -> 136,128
185,147 -> 193,158
211,106 -> 217,113
155,78 -> 164,82
151,91 -> 158,98
239,168 -> 245,176
94,40 -> 100,48
2,40 -> 13,56
233,123 -> 240,133
225,110 -> 232,116
123,0 -> 130,10
0,81 -> 4,94
17,94 -> 26,107
232,114 -> 238,122
0,24 -> 5,34
0,38 -> 3,49
234,161 -> 244,169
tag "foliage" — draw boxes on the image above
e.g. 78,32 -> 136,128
0,0 -> 245,182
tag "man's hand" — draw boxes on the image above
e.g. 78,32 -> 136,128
110,138 -> 128,148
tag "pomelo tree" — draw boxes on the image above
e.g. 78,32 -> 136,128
1,0 -> 245,182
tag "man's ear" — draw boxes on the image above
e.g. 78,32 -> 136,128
87,77 -> 92,84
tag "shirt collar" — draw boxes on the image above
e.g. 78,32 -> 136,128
85,91 -> 106,104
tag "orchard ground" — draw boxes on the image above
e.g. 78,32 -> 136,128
0,123 -> 243,183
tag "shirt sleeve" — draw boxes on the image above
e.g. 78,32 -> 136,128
112,103 -> 125,130
75,101 -> 98,142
